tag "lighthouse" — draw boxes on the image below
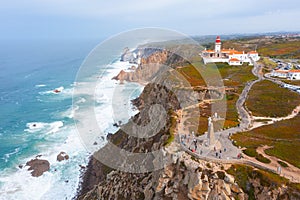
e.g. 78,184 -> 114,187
215,36 -> 221,53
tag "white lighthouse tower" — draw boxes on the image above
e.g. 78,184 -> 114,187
215,36 -> 221,53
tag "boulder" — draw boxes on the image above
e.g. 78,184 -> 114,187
231,183 -> 242,193
57,152 -> 69,162
224,174 -> 235,184
26,158 -> 50,177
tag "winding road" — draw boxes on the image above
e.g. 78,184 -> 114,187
177,59 -> 300,183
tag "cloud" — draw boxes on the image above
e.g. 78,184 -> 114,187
0,0 -> 186,18
0,0 -> 299,39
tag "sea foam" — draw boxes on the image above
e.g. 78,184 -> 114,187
0,60 -> 143,200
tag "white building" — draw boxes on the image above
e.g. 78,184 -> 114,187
229,58 -> 242,66
271,70 -> 289,78
288,70 -> 300,80
201,36 -> 260,66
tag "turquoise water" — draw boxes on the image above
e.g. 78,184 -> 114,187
0,39 -> 100,199
0,39 -> 96,170
0,38 -> 144,199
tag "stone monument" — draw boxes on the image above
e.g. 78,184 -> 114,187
207,117 -> 215,146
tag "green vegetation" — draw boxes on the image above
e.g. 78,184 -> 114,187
226,165 -> 256,199
164,110 -> 177,146
177,62 -> 256,134
243,148 -> 271,164
254,119 -> 272,123
176,63 -> 206,86
278,160 -> 289,168
166,39 -> 260,134
246,80 -> 300,117
255,153 -> 271,164
220,36 -> 300,59
259,57 -> 277,69
213,63 -> 256,91
211,63 -> 256,129
282,80 -> 300,86
243,148 -> 257,157
259,40 -> 300,59
259,57 -> 277,74
232,114 -> 300,168
227,164 -> 300,198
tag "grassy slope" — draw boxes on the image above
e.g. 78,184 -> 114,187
232,114 -> 300,168
202,63 -> 256,133
259,40 -> 300,59
176,61 -> 256,134
227,164 -> 300,198
246,80 -> 300,117
220,36 -> 300,59
282,80 -> 300,86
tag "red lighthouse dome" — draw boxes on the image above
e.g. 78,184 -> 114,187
216,36 -> 221,43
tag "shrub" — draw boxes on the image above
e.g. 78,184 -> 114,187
255,154 -> 271,164
243,148 -> 257,157
277,160 -> 288,168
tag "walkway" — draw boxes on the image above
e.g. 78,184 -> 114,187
177,59 -> 300,183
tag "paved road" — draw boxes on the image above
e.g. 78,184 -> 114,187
179,60 -> 264,160
178,59 -> 300,183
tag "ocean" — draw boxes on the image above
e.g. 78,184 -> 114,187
0,39 -> 143,199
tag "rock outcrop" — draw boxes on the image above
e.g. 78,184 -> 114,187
57,151 -> 69,162
26,158 -> 50,177
114,48 -> 189,83
77,48 -> 300,200
78,147 -> 247,200
78,82 -> 181,196
76,79 -> 243,199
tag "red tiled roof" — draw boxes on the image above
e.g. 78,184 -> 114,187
274,70 -> 289,73
248,51 -> 258,54
288,70 -> 300,73
203,50 -> 215,53
229,58 -> 240,62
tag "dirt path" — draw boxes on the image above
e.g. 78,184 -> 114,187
176,59 -> 300,183
246,146 -> 300,183
251,104 -> 300,129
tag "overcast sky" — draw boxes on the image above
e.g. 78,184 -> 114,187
1,0 -> 300,39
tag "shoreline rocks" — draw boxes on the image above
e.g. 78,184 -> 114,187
57,152 -> 69,162
26,158 -> 50,177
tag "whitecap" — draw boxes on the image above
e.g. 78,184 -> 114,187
60,106 -> 79,119
0,124 -> 89,200
3,148 -> 20,163
75,97 -> 86,104
35,84 -> 46,88
25,121 -> 63,134
39,86 -> 64,95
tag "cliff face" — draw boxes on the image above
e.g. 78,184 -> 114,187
114,48 -> 189,83
78,49 -> 300,200
78,83 -> 181,198
79,152 -> 246,200
78,78 -> 244,200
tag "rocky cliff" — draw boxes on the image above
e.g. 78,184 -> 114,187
113,48 -> 189,83
77,81 -> 246,200
77,49 -> 300,200
78,82 -> 180,197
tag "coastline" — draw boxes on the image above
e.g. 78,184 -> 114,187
75,57 -> 146,197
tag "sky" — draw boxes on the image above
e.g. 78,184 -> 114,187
1,0 -> 300,40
